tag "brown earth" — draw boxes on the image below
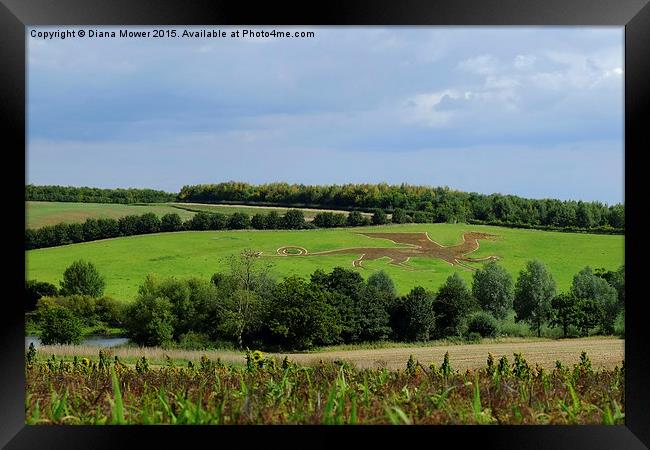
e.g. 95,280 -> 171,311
38,338 -> 624,372
275,337 -> 624,371
277,231 -> 501,270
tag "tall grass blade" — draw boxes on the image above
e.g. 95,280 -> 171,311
110,367 -> 126,425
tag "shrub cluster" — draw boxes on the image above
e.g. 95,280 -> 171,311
116,260 -> 626,350
36,295 -> 126,329
27,260 -> 126,343
28,255 -> 625,349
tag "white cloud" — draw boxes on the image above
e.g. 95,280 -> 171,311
408,43 -> 623,122
400,90 -> 462,127
603,67 -> 623,78
458,54 -> 499,75
514,54 -> 536,70
483,75 -> 520,91
531,48 -> 623,90
403,73 -> 523,124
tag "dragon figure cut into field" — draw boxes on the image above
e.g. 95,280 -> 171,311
276,231 -> 501,270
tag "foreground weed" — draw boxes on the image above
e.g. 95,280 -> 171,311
385,405 -> 412,425
25,349 -> 624,425
109,366 -> 126,425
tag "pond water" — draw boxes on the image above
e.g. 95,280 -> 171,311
25,335 -> 130,348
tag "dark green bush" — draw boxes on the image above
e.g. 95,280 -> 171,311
466,311 -> 499,338
39,305 -> 83,345
25,280 -> 58,312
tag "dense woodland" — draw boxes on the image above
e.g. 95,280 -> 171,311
178,182 -> 625,231
26,185 -> 176,204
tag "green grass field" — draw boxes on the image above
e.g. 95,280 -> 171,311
26,202 -> 197,229
25,223 -> 624,301
26,201 -> 367,229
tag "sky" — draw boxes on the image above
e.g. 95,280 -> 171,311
27,26 -> 624,204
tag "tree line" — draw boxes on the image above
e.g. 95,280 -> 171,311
27,182 -> 624,234
27,254 -> 625,350
25,210 -> 290,249
26,201 -> 622,250
178,182 -> 624,231
26,209 -> 392,249
26,184 -> 176,203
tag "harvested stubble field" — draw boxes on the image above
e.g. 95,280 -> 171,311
26,223 -> 624,299
35,337 -> 623,371
280,337 -> 624,371
25,346 -> 625,425
170,202 -> 372,221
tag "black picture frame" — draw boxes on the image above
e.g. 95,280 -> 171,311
1,0 -> 647,448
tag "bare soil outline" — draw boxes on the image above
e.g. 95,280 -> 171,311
275,231 -> 501,271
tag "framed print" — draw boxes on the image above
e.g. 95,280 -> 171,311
1,0 -> 648,448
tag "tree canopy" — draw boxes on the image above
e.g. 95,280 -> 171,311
513,260 -> 556,337
59,260 -> 106,298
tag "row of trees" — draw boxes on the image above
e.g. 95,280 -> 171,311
28,254 -> 625,350
27,182 -> 624,232
25,210 -> 302,249
313,211 -> 371,228
130,259 -> 625,348
26,213 -> 174,249
26,209 -> 382,249
26,184 -> 176,204
26,203 -> 622,251
178,182 -> 624,230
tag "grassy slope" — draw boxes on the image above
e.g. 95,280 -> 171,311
26,223 -> 624,301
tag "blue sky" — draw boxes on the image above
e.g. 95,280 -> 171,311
27,27 -> 624,204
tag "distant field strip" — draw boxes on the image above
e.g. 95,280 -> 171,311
36,337 -> 623,371
26,202 -> 196,228
25,223 -> 624,300
26,201 -> 371,228
170,202 -> 373,219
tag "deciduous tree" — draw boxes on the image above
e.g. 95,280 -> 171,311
472,262 -> 513,320
513,260 -> 556,337
60,260 -> 106,298
433,273 -> 476,337
39,304 -> 83,345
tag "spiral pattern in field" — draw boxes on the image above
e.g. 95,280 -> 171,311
277,246 -> 308,256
